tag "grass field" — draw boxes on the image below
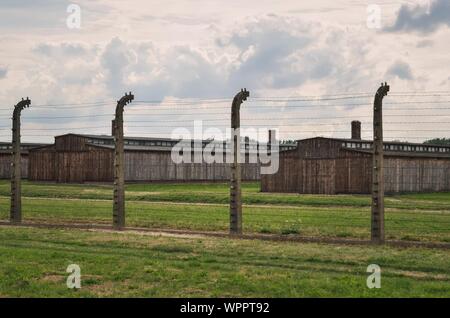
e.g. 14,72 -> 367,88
0,181 -> 449,243
0,226 -> 449,297
0,180 -> 449,297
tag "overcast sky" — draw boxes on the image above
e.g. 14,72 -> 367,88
0,0 -> 449,143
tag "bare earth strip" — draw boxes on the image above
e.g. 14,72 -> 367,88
3,195 -> 450,215
1,221 -> 449,249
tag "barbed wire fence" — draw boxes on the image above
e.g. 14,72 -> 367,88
2,91 -> 450,140
0,88 -> 450,243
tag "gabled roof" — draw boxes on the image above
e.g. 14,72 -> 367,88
50,133 -> 294,153
296,136 -> 373,143
55,133 -> 181,142
88,143 -> 173,152
342,147 -> 450,159
296,136 -> 450,148
0,142 -> 50,154
294,136 -> 450,159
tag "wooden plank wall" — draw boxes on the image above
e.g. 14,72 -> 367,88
29,146 -> 114,182
260,151 -> 297,192
29,148 -> 260,183
28,150 -> 56,181
84,149 -> 114,182
336,157 -> 450,193
55,135 -> 89,152
124,151 -> 259,182
384,158 -> 450,193
296,138 -> 343,158
0,154 -> 28,179
261,154 -> 337,194
335,157 -> 372,193
56,152 -> 85,183
261,153 -> 450,194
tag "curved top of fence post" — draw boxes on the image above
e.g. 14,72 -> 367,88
13,97 -> 31,118
231,88 -> 250,129
115,92 -> 134,116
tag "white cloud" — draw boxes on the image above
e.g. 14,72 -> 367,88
0,0 -> 69,30
91,15 -> 378,99
101,37 -> 137,93
0,14 -> 408,103
386,60 -> 414,80
33,42 -> 92,57
1,1 -> 449,143
386,0 -> 450,33
0,66 -> 7,79
416,39 -> 434,48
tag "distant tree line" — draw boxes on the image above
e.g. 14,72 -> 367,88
280,139 -> 296,145
424,138 -> 450,145
279,138 -> 450,146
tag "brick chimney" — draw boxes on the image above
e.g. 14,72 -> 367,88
351,120 -> 361,140
111,119 -> 116,136
268,129 -> 276,155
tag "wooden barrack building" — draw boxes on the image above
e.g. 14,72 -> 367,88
261,121 -> 450,194
0,142 -> 48,179
28,133 -> 293,183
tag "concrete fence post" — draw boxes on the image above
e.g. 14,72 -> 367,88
230,88 -> 249,235
371,82 -> 389,244
10,97 -> 31,224
113,92 -> 134,230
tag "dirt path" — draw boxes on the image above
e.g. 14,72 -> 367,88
1,220 -> 449,249
2,195 -> 449,214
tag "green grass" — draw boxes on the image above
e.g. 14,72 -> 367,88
0,226 -> 449,297
0,181 -> 449,243
0,197 -> 448,243
1,180 -> 450,210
